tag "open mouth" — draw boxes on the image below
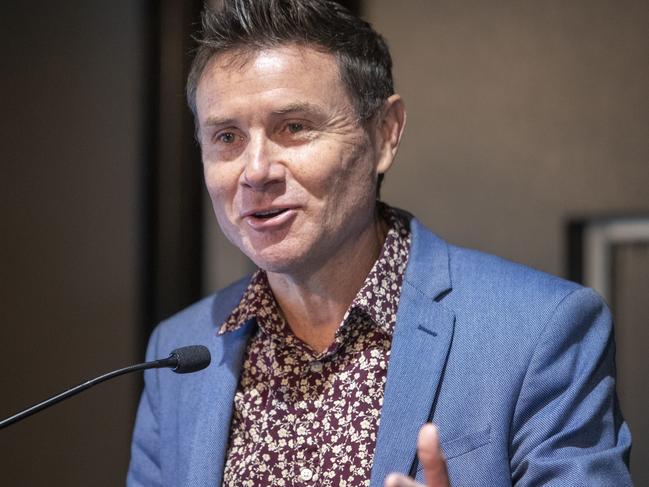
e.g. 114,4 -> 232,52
252,208 -> 289,219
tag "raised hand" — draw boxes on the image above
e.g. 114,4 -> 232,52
384,423 -> 450,487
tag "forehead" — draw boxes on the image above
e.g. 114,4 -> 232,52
195,45 -> 353,122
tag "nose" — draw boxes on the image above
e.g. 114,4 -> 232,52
241,132 -> 283,190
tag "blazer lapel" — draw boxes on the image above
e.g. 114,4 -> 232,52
370,218 -> 456,486
185,318 -> 256,486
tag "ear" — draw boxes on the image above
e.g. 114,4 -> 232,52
374,94 -> 407,175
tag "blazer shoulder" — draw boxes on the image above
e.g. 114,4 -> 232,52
448,243 -> 580,300
148,275 -> 251,355
442,242 -> 603,343
406,215 -> 582,310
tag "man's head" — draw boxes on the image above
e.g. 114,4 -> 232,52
191,0 -> 406,276
187,0 -> 394,128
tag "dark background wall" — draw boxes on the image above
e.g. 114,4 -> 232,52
0,2 -> 144,485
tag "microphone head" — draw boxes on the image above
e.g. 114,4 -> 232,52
168,345 -> 211,374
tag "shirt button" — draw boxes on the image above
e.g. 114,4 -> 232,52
310,361 -> 323,373
300,467 -> 314,481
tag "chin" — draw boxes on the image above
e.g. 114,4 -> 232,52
250,257 -> 303,275
244,244 -> 309,275
236,230 -> 311,272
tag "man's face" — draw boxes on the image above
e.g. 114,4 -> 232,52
196,45 -> 387,275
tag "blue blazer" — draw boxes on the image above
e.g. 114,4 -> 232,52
128,217 -> 632,486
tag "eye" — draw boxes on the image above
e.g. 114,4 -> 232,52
286,122 -> 305,134
216,131 -> 237,144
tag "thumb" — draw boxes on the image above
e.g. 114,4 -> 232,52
418,423 -> 450,486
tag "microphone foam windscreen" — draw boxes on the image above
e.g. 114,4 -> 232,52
170,345 -> 211,374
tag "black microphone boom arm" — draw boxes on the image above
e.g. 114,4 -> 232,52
0,345 -> 210,430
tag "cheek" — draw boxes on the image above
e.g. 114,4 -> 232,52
204,164 -> 238,211
325,156 -> 376,205
203,169 -> 245,244
291,144 -> 373,201
204,171 -> 241,242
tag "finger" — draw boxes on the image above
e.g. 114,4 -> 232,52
384,472 -> 423,487
418,423 -> 450,486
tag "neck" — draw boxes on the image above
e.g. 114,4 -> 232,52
267,209 -> 388,353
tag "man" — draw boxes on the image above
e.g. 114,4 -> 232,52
128,1 -> 632,485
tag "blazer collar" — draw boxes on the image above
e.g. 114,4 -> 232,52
396,210 -> 453,300
370,216 -> 456,486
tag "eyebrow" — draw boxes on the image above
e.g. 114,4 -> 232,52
202,116 -> 237,128
271,102 -> 327,117
200,102 -> 329,129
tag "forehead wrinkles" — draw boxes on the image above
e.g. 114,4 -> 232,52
197,45 -> 353,113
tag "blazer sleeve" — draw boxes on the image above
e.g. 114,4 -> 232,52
127,326 -> 163,487
509,287 -> 632,486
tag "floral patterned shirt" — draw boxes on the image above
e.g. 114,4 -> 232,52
220,207 -> 411,486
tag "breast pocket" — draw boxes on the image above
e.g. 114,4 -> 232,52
416,424 -> 491,474
415,425 -> 495,485
441,425 -> 491,459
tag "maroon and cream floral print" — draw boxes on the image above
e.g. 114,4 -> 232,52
220,207 -> 411,486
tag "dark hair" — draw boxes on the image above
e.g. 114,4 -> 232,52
187,0 -> 394,123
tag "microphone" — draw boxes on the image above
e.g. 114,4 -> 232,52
155,345 -> 211,373
0,345 -> 211,430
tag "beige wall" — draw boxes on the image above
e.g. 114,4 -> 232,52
366,0 -> 648,276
